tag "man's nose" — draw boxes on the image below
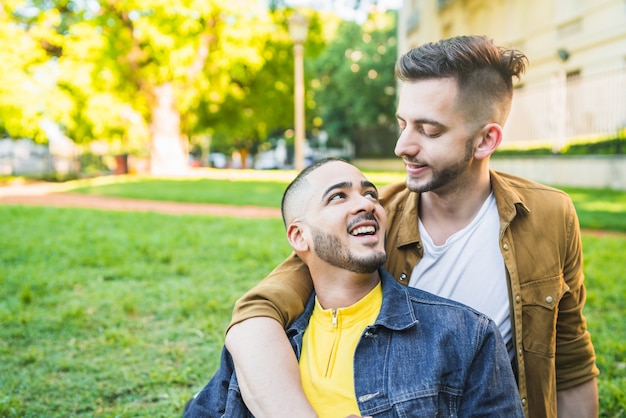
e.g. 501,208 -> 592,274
354,194 -> 376,213
394,129 -> 418,158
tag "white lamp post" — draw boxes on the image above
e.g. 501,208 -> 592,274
288,11 -> 308,171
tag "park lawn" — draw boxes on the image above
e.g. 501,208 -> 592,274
560,186 -> 626,232
0,205 -> 291,417
582,234 -> 626,415
69,176 -> 291,208
69,174 -> 626,232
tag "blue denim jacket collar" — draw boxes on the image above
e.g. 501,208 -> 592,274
287,268 -> 418,341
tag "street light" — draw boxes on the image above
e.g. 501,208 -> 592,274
288,11 -> 308,171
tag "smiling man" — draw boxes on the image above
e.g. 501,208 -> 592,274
184,158 -> 523,417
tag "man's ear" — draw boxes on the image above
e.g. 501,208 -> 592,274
474,123 -> 503,159
287,223 -> 309,252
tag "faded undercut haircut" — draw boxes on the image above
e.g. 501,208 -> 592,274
395,35 -> 528,125
281,157 -> 347,228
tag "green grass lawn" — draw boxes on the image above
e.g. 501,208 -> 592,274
70,177 -> 291,208
69,173 -> 626,231
1,175 -> 625,416
560,186 -> 626,232
0,206 -> 291,417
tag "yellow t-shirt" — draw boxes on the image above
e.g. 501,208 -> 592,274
299,282 -> 383,418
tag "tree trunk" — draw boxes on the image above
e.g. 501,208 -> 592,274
149,83 -> 188,176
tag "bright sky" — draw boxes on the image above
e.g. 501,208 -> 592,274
283,0 -> 402,22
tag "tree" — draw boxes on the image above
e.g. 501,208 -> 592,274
2,0 -> 395,174
307,9 -> 398,158
0,2 -> 67,141
3,0 -> 312,174
191,8 -> 325,160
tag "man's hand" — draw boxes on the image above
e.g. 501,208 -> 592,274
225,317 -> 317,418
557,378 -> 598,418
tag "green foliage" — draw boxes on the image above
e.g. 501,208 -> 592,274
307,10 -> 398,158
0,5 -> 52,141
493,144 -> 554,157
495,134 -> 626,157
561,136 -> 626,155
195,7 -> 329,153
2,0 -> 403,164
1,1 -> 326,153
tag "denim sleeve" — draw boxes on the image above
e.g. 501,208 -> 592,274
183,347 -> 253,418
459,316 -> 525,417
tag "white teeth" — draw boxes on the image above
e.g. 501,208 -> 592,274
351,226 -> 376,236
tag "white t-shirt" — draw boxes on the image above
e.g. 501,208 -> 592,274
409,192 -> 513,359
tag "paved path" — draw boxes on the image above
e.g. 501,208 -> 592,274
0,181 -> 281,218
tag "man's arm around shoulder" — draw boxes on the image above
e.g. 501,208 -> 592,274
224,254 -> 316,417
225,318 -> 317,418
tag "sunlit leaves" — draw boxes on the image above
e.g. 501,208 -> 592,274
307,10 -> 398,156
0,9 -> 49,139
0,0 -> 327,159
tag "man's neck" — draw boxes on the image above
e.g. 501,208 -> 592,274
419,170 -> 492,245
310,268 -> 381,310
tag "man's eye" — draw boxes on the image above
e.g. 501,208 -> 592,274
329,193 -> 345,201
365,190 -> 379,200
420,126 -> 442,138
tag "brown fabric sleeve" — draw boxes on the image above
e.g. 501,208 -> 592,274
227,252 -> 314,332
555,198 -> 600,389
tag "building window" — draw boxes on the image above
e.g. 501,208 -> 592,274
407,11 -> 420,32
437,0 -> 453,11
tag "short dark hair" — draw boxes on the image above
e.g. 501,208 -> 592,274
395,35 -> 528,124
281,157 -> 347,227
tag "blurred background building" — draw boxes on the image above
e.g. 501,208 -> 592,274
398,0 -> 626,149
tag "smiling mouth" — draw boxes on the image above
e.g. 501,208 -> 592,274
405,160 -> 427,168
348,214 -> 379,237
350,225 -> 376,236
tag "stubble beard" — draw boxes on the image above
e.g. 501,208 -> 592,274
311,227 -> 386,274
406,138 -> 475,194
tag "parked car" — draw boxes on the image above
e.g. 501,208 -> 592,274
254,151 -> 279,170
208,152 -> 227,168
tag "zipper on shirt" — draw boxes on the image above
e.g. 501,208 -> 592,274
325,309 -> 339,377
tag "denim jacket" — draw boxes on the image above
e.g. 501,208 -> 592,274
186,270 -> 524,417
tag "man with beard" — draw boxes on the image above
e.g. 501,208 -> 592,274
224,36 -> 599,418
184,158 -> 523,417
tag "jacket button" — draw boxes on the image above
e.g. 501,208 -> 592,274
545,296 -> 554,304
515,295 -> 521,303
416,242 -> 422,249
399,273 -> 407,281
521,398 -> 527,406
503,243 -> 509,250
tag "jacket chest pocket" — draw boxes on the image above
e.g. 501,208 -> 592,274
519,275 -> 567,356
360,392 -> 459,418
